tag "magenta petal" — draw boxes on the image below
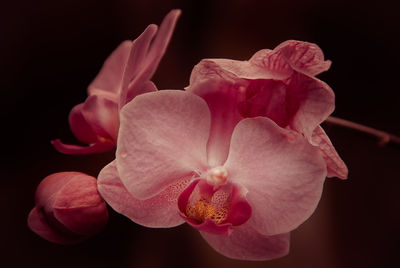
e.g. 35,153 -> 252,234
224,185 -> 252,227
53,95 -> 119,155
201,224 -> 290,261
238,79 -> 289,127
51,139 -> 114,155
98,160 -> 188,228
187,74 -> 246,166
116,90 -> 210,200
225,117 -> 327,235
68,103 -> 99,145
311,126 -> 348,179
87,41 -> 132,96
28,207 -> 84,244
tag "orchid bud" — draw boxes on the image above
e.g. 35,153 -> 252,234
28,172 -> 108,244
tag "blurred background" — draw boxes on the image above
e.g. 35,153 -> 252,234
1,0 -> 399,267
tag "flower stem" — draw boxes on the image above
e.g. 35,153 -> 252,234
325,116 -> 400,146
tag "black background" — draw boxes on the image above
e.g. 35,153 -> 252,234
2,0 -> 399,267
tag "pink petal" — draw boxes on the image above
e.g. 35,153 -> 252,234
27,207 -> 84,244
311,126 -> 348,179
116,90 -> 210,200
120,10 -> 181,107
137,9 -> 181,85
119,24 -> 158,107
189,58 -> 288,84
249,40 -> 331,77
286,72 -> 335,138
51,139 -> 114,155
238,79 -> 289,127
187,73 -> 246,166
98,160 -> 188,228
125,80 -> 157,104
273,40 -> 331,76
68,103 -> 99,145
80,95 -> 119,142
54,94 -> 119,154
201,223 -> 290,261
87,41 -> 132,96
224,117 -> 327,235
188,54 -> 335,139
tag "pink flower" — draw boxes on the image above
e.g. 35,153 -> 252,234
98,90 -> 328,260
52,10 -> 181,154
27,172 -> 108,244
186,40 -> 348,179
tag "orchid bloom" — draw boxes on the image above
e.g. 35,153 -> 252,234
98,90 -> 328,260
186,40 -> 348,179
28,172 -> 108,244
51,10 -> 181,154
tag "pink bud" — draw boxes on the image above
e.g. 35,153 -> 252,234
27,172 -> 108,244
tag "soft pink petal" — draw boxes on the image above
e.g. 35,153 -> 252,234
137,9 -> 181,85
187,73 -> 246,166
119,24 -> 158,107
116,90 -> 210,200
311,126 -> 348,179
87,41 -> 132,96
53,175 -> 108,236
224,117 -> 327,235
201,223 -> 290,261
98,160 -> 188,228
28,207 -> 84,244
80,95 -> 119,142
286,72 -> 335,138
51,139 -> 114,155
249,40 -> 331,77
120,10 -> 181,107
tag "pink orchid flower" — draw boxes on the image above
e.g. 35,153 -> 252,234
98,90 -> 328,260
28,172 -> 108,244
51,10 -> 181,154
186,40 -> 348,179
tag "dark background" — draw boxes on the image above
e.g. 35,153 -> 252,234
1,0 -> 399,267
